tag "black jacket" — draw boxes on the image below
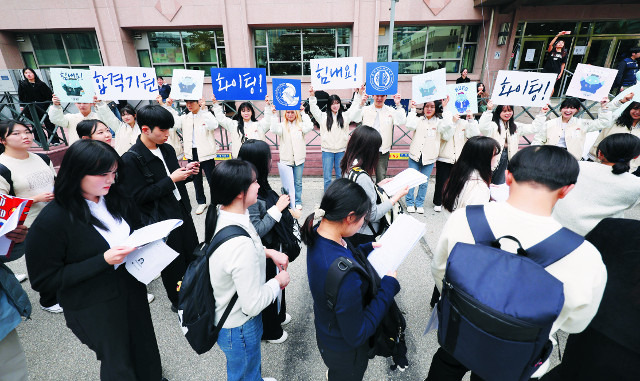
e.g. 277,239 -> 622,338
18,80 -> 53,106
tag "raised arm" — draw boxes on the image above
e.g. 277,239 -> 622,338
95,100 -> 123,133
581,98 -> 613,133
301,109 -> 314,134
257,95 -> 273,134
210,99 -> 237,132
438,111 -> 455,142
391,93 -> 407,126
47,94 -> 70,129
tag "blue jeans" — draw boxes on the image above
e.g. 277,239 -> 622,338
217,315 -> 264,381
290,163 -> 304,205
405,158 -> 434,207
322,151 -> 345,191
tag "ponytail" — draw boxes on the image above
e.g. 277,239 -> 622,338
612,161 -> 631,175
300,213 -> 319,247
597,133 -> 640,175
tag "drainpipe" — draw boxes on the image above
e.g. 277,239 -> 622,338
388,0 -> 398,62
481,7 -> 495,85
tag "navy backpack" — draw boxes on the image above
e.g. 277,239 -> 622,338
437,205 -> 584,381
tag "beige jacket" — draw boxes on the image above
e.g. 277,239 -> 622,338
47,105 -> 98,144
271,113 -> 314,166
479,111 -> 546,160
309,95 -> 361,153
212,104 -> 272,158
453,170 -> 490,211
438,119 -> 482,164
174,109 -> 219,162
356,103 -> 407,154
95,102 -> 141,156
406,110 -> 454,165
588,100 -> 640,168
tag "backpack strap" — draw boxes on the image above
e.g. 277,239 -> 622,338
526,228 -> 584,267
465,205 -> 496,245
128,148 -> 156,185
325,256 -> 371,311
0,164 -> 14,196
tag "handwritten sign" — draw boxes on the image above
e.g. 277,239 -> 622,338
169,69 -> 204,100
566,63 -> 618,102
610,83 -> 640,119
272,78 -> 301,110
445,82 -> 478,115
210,68 -> 266,100
50,68 -> 94,103
412,68 -> 447,104
490,70 -> 556,107
91,66 -> 158,100
310,57 -> 364,90
366,62 -> 398,95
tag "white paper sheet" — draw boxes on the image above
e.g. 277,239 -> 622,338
367,214 -> 426,277
124,240 -> 179,285
277,162 -> 296,209
380,168 -> 429,196
121,219 -> 183,248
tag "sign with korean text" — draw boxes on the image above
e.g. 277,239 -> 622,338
445,82 -> 478,115
169,69 -> 205,100
50,68 -> 94,103
566,63 -> 618,102
490,70 -> 556,107
91,66 -> 158,100
366,62 -> 398,95
272,78 -> 301,110
311,57 -> 364,90
210,68 -> 267,100
412,68 -> 447,104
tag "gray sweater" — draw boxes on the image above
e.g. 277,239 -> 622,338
350,170 -> 392,235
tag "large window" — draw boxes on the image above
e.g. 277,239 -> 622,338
379,25 -> 479,74
254,28 -> 351,76
28,32 -> 102,68
141,30 -> 226,77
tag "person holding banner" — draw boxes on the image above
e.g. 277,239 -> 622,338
210,95 -> 272,159
270,104 -> 313,209
95,100 -> 141,155
48,94 -> 98,144
354,91 -> 406,183
532,97 -> 612,160
404,97 -> 454,214
25,140 -> 164,381
309,86 -> 363,191
479,101 -> 547,184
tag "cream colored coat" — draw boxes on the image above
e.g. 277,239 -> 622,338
95,102 -> 141,156
356,103 -> 407,154
271,113 -> 314,166
478,111 -> 546,160
47,105 -> 99,144
309,95 -> 361,153
453,170 -> 491,211
438,119 -> 481,164
211,104 -> 272,158
588,100 -> 640,169
406,110 -> 454,165
173,109 -> 219,162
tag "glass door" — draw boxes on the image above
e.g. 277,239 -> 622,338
585,38 -> 614,67
517,39 -> 547,70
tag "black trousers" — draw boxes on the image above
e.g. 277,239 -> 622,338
433,161 -> 453,207
64,274 -> 162,381
425,347 -> 486,381
261,258 -> 286,340
189,148 -> 216,205
164,202 -> 199,307
319,342 -> 369,381
491,148 -> 509,185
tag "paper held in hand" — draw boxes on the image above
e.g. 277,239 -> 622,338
0,195 -> 33,258
277,162 -> 296,209
380,168 -> 429,196
367,214 -> 426,277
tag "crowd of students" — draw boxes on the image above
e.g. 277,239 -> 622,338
1,66 -> 639,381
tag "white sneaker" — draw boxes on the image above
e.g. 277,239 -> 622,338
281,313 -> 292,326
263,378 -> 277,381
406,206 -> 416,213
416,207 -> 425,214
41,303 -> 63,314
267,331 -> 288,344
195,204 -> 208,215
15,273 -> 27,283
147,293 -> 155,304
434,205 -> 442,212
295,204 -> 302,210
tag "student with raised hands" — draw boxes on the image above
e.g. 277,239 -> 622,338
270,104 -> 314,209
95,97 -> 141,155
478,100 -> 546,184
532,97 -> 612,160
404,97 -> 454,214
210,95 -> 272,158
309,85 -> 363,191
156,96 -> 184,160
48,94 -> 98,144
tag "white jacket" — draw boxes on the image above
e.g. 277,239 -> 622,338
405,110 -> 454,165
271,113 -> 314,166
438,118 -> 482,164
212,104 -> 272,158
356,103 -> 407,154
95,102 -> 141,156
173,109 -> 219,162
453,170 -> 490,211
309,95 -> 361,153
47,105 -> 99,144
588,100 -> 640,169
478,111 -> 546,160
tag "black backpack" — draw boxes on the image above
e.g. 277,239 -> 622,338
260,190 -> 302,262
324,242 -> 408,369
0,153 -> 51,196
177,225 -> 250,355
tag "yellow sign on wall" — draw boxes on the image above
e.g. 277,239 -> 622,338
389,152 -> 409,160
215,153 -> 232,160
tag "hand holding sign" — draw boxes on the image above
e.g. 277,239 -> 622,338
490,70 -> 556,107
412,68 -> 447,103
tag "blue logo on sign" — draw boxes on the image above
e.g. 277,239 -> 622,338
366,62 -> 398,95
272,78 -> 301,110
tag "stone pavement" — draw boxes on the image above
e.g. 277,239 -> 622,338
8,176 -> 633,381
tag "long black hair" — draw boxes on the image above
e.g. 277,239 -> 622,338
614,101 -> 640,130
300,178 -> 370,247
238,139 -> 272,197
442,136 -> 501,212
76,119 -> 105,139
233,102 -> 257,142
204,159 -> 257,242
55,140 -> 129,230
0,120 -> 31,154
421,100 -> 444,120
598,133 -> 640,175
325,94 -> 345,132
492,104 -> 517,135
21,67 -> 43,84
339,125 -> 382,176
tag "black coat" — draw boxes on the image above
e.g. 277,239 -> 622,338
18,80 -> 53,106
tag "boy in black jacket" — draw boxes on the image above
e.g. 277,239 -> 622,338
121,105 -> 200,310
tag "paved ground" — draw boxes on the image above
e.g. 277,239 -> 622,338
7,175 -> 637,381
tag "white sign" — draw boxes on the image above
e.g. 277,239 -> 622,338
446,82 -> 478,115
277,162 -> 296,209
310,57 -> 364,90
412,68 -> 447,104
91,66 -> 159,100
50,68 -> 94,103
525,49 -> 536,62
367,214 -> 426,277
0,70 -> 16,92
566,63 -> 618,102
169,69 -> 205,100
610,83 -> 640,119
573,46 -> 587,55
490,70 -> 556,107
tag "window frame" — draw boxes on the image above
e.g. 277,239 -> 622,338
27,32 -> 103,68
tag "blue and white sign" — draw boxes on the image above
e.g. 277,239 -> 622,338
210,68 -> 267,100
272,78 -> 301,110
311,57 -> 364,90
412,68 -> 447,104
169,69 -> 205,100
366,62 -> 398,95
445,82 -> 478,115
566,63 -> 618,102
51,68 -> 95,103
